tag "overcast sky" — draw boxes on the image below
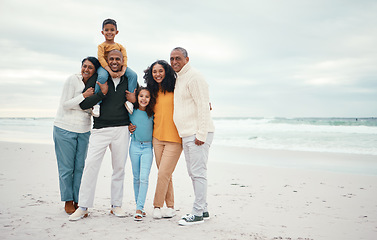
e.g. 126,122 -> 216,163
0,0 -> 376,118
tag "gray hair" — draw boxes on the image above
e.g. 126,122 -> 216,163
172,47 -> 188,58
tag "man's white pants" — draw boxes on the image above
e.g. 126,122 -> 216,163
182,132 -> 214,216
78,126 -> 130,208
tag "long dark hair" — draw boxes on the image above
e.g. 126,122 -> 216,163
133,87 -> 155,118
143,60 -> 176,98
82,56 -> 100,71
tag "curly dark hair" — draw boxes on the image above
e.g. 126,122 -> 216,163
143,60 -> 176,98
133,87 -> 155,118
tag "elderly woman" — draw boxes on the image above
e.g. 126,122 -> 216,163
53,57 -> 100,214
143,60 -> 182,219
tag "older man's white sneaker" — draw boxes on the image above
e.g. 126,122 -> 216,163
110,206 -> 126,217
163,207 -> 176,218
69,208 -> 88,221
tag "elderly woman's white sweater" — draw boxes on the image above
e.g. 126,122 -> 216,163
173,63 -> 215,142
54,74 -> 92,133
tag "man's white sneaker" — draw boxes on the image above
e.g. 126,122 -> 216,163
125,101 -> 133,114
162,207 -> 176,218
68,208 -> 88,221
153,208 -> 162,219
92,105 -> 100,117
178,214 -> 204,226
110,206 -> 126,218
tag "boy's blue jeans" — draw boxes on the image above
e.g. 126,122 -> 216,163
53,126 -> 90,203
129,140 -> 153,211
95,66 -> 138,104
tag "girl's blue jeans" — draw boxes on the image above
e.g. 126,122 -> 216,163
129,140 -> 153,211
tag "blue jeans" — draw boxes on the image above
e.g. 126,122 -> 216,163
96,66 -> 138,104
129,140 -> 153,211
53,126 -> 90,202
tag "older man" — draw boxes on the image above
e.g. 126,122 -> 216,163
170,47 -> 215,226
69,50 -> 134,221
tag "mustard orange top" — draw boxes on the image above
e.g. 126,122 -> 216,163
153,91 -> 182,143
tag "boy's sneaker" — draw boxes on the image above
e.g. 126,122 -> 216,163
178,214 -> 204,226
125,101 -> 133,114
92,105 -> 100,117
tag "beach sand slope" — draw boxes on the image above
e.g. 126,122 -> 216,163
0,142 -> 376,240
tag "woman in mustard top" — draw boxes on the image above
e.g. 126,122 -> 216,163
144,60 -> 182,219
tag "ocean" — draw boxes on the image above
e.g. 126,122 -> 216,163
0,117 -> 376,156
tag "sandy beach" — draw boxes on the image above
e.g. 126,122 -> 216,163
1,141 -> 376,240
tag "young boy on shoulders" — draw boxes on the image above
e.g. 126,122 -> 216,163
93,18 -> 137,117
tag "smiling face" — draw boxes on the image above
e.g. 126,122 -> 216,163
107,51 -> 123,72
152,64 -> 166,84
81,60 -> 96,81
170,50 -> 189,73
137,89 -> 151,110
101,23 -> 118,42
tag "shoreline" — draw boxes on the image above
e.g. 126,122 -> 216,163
1,141 -> 377,239
1,139 -> 376,175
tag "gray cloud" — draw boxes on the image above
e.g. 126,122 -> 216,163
0,0 -> 376,117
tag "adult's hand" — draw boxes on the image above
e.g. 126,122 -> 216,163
128,123 -> 136,133
83,87 -> 94,98
97,81 -> 108,95
195,138 -> 204,146
126,89 -> 136,103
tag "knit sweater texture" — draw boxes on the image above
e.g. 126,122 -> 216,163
173,63 -> 215,142
54,74 -> 92,133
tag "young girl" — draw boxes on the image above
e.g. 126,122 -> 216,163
128,87 -> 156,221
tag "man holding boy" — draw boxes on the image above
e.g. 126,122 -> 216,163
170,47 -> 215,226
69,50 -> 133,221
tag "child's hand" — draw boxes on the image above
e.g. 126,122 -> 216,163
110,71 -> 119,78
120,67 -> 126,76
128,123 -> 136,133
126,89 -> 136,103
83,87 -> 94,98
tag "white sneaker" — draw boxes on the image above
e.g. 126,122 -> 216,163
110,206 -> 126,218
125,101 -> 133,114
153,208 -> 162,219
68,208 -> 88,221
92,105 -> 100,117
162,207 -> 176,218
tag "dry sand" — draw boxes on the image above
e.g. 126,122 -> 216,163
0,141 -> 376,240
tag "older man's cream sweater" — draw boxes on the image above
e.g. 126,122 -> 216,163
173,63 -> 215,142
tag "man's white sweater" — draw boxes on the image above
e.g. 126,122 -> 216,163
54,74 -> 92,133
173,63 -> 215,142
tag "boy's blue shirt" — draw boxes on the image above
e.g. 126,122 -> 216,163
129,109 -> 154,142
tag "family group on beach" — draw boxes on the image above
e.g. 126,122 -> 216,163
52,19 -> 215,226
